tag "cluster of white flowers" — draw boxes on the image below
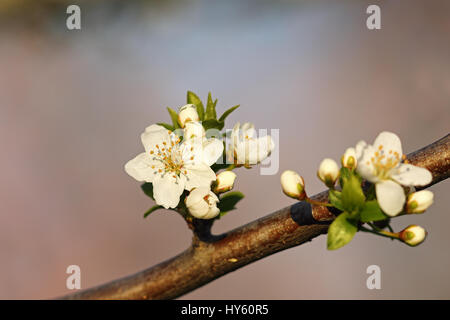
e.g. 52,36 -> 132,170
348,131 -> 432,217
125,103 -> 274,219
281,131 -> 434,248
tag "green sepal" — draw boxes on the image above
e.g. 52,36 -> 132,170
202,119 -> 224,131
328,190 -> 344,211
327,212 -> 358,250
218,191 -> 245,217
187,91 -> 205,121
360,200 -> 387,222
141,183 -> 154,200
219,105 -> 240,122
339,167 -> 352,188
157,122 -> 175,131
341,173 -> 365,215
144,205 -> 164,218
205,92 -> 217,120
167,107 -> 180,129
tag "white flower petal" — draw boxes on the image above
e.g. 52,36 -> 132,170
185,187 -> 220,219
373,131 -> 403,158
235,139 -> 257,164
375,180 -> 406,216
124,153 -> 162,182
152,174 -> 186,209
141,125 -> 171,153
342,147 -> 357,169
202,138 -> 224,166
391,163 -> 432,187
185,187 -> 210,214
184,163 -> 217,190
356,145 -> 379,183
230,122 -> 241,148
241,122 -> 256,138
257,135 -> 274,161
202,206 -> 220,219
355,140 -> 367,159
183,121 -> 205,143
178,104 -> 199,127
180,140 -> 203,165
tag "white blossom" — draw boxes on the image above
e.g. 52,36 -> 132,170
227,122 -> 274,166
178,104 -> 199,128
183,121 -> 205,143
400,225 -> 427,246
125,124 -> 223,209
317,158 -> 339,187
341,147 -> 357,170
215,171 -> 237,193
185,187 -> 220,219
406,190 -> 434,214
280,170 -> 305,199
355,131 -> 432,216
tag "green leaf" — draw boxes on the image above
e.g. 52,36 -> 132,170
202,119 -> 224,131
218,191 -> 245,216
360,200 -> 387,222
211,163 -> 229,172
339,167 -> 352,188
144,205 -> 164,218
167,107 -> 180,129
327,212 -> 358,250
187,91 -> 204,121
157,122 -> 175,131
328,190 -> 344,211
218,105 -> 240,122
141,183 -> 154,200
205,92 -> 217,120
341,173 -> 365,214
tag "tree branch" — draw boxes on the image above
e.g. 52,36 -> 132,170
62,134 -> 450,300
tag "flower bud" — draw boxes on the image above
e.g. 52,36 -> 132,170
214,171 -> 237,193
280,170 -> 305,200
184,121 -> 205,142
178,104 -> 199,128
317,158 -> 339,188
186,187 -> 220,219
341,147 -> 357,170
399,225 -> 427,246
406,190 -> 433,214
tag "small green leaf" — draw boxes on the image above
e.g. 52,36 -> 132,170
218,191 -> 245,216
360,200 -> 387,222
187,91 -> 204,121
328,190 -> 344,211
157,122 -> 175,131
211,163 -> 229,172
339,167 -> 352,188
219,105 -> 240,122
327,212 -> 358,250
202,119 -> 224,131
205,92 -> 217,120
141,183 -> 154,200
144,205 -> 164,218
167,107 -> 180,129
341,173 -> 365,214
365,183 -> 376,201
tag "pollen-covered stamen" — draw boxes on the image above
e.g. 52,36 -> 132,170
369,144 -> 401,179
148,136 -> 189,179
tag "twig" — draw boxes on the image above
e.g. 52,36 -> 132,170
62,134 -> 449,300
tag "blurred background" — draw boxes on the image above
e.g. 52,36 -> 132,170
0,0 -> 449,299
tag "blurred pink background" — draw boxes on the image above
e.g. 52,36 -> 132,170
0,0 -> 449,299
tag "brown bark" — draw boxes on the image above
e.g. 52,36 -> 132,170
63,134 -> 450,300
